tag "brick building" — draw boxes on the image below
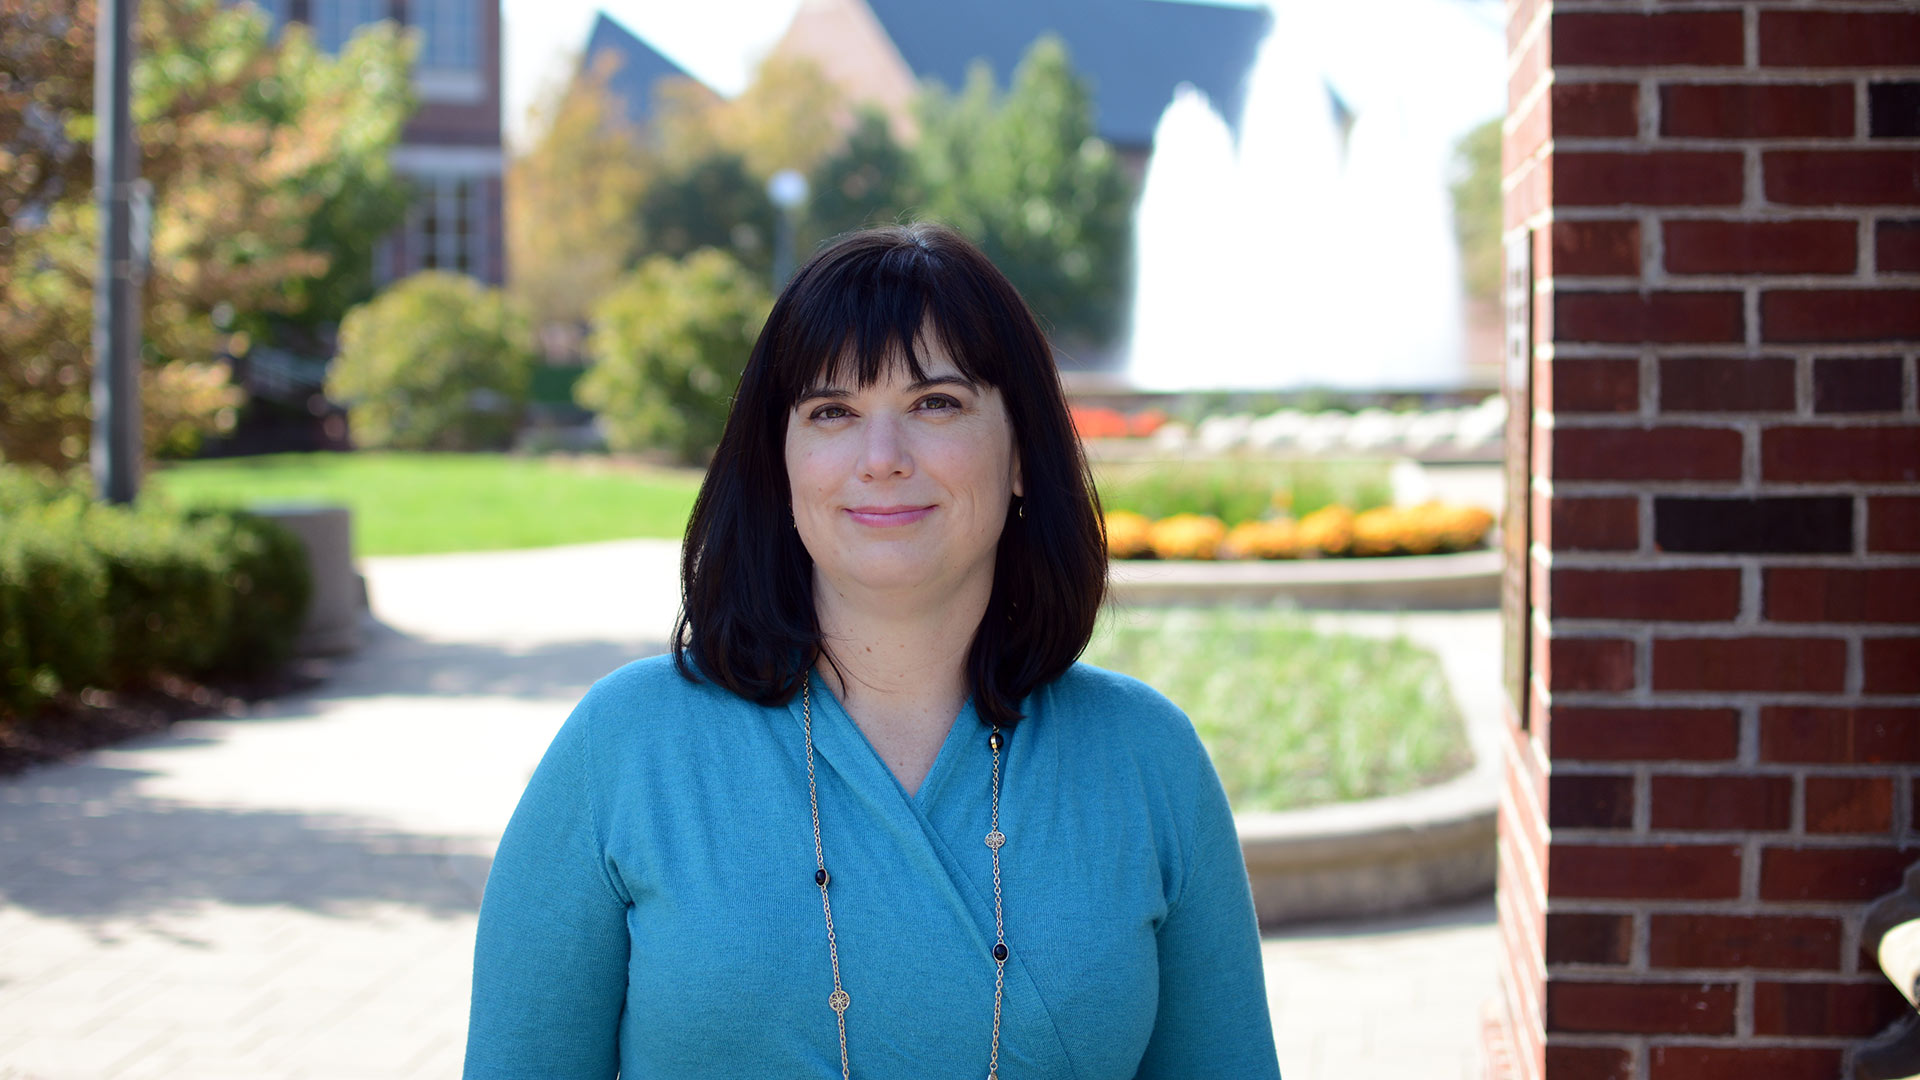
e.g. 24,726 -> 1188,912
254,0 -> 505,285
1490,2 -> 1920,1078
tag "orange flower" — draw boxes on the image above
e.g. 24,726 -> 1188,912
1103,510 -> 1154,558
1296,506 -> 1356,557
1221,519 -> 1302,560
1147,513 -> 1228,560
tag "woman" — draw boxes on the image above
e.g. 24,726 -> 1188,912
465,224 -> 1280,1079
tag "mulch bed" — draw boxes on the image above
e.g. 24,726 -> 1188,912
0,666 -> 327,779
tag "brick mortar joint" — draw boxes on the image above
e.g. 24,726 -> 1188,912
1544,970 -> 1870,983
1550,136 -> 1920,150
1548,901 -> 1918,918
1542,553 -> 1920,567
1546,413 -> 1920,428
1548,620 -> 1909,635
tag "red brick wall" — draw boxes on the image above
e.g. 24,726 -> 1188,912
1493,1 -> 1920,1078
400,0 -> 502,148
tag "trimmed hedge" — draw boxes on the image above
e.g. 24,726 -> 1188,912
0,465 -> 312,718
0,502 -> 109,713
189,508 -> 313,678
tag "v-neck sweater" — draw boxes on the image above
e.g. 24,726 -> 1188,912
464,654 -> 1282,1079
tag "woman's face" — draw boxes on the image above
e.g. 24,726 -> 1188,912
784,338 -> 1022,606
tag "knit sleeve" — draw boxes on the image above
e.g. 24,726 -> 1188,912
463,698 -> 632,1080
1133,742 -> 1283,1080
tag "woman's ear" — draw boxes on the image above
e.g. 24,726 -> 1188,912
1011,456 -> 1024,499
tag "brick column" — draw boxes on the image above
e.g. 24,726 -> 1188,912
1491,3 -> 1920,1079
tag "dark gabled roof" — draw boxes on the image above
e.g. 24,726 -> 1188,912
864,0 -> 1272,151
581,11 -> 709,128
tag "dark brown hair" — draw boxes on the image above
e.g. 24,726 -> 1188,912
672,223 -> 1107,727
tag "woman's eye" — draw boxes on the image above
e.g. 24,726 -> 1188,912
811,404 -> 850,420
919,395 -> 960,412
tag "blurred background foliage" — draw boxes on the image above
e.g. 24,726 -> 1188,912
1449,117 -> 1502,306
0,0 -> 416,472
507,33 -> 1136,372
327,272 -> 536,451
578,248 -> 772,464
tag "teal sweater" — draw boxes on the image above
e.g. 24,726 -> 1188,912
465,655 -> 1281,1079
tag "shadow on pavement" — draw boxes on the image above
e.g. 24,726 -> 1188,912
1261,892 -> 1497,942
0,760 -> 490,924
0,620 -> 683,927
267,619 -> 670,707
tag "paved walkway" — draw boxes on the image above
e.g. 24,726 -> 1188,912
0,540 -> 1497,1079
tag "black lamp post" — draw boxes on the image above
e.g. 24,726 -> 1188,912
91,0 -> 143,504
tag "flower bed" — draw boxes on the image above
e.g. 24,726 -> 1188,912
1069,405 -> 1167,440
1105,502 -> 1495,561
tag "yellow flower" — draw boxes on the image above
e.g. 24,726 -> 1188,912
1222,519 -> 1301,560
1147,513 -> 1229,561
1103,510 -> 1155,559
1350,502 -> 1495,557
1296,505 -> 1356,557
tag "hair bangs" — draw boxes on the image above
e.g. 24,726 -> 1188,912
768,243 -> 1001,409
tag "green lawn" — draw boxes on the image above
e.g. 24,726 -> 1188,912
146,453 -> 704,556
1082,608 -> 1473,811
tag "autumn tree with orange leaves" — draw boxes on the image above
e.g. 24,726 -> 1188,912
0,0 -> 415,470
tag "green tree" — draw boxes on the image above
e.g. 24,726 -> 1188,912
1450,117 -> 1503,305
327,272 -> 535,450
637,152 -> 777,281
0,0 -> 415,471
252,16 -> 417,330
910,36 -> 1134,347
577,249 -> 771,464
802,106 -> 914,248
507,50 -> 651,333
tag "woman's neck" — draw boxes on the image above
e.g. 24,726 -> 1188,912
811,570 -> 990,759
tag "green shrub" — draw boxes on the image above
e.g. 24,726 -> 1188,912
188,509 -> 312,678
0,464 -> 315,715
1093,460 -> 1393,526
578,249 -> 772,464
0,502 -> 111,714
0,462 -> 83,515
328,272 -> 537,450
83,506 -> 232,687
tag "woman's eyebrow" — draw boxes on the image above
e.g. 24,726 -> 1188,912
905,374 -> 980,393
796,374 -> 977,401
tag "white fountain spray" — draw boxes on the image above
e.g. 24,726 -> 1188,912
1126,0 -> 1503,392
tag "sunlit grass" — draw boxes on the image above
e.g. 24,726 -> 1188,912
1081,607 -> 1472,811
146,453 -> 704,556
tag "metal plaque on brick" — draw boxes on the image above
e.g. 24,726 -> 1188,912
1502,230 -> 1533,729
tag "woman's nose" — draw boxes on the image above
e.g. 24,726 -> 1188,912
857,415 -> 911,480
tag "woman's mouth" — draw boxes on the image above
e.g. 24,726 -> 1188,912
845,505 -> 935,527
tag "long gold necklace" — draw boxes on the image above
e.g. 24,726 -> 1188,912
803,672 -> 1009,1080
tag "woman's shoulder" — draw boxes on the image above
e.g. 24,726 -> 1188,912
1045,660 -> 1187,717
567,652 -> 769,739
1037,661 -> 1205,757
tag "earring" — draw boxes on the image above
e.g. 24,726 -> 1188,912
1017,501 -> 1025,519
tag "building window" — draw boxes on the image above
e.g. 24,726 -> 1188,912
312,0 -> 387,54
412,0 -> 477,72
403,175 -> 485,278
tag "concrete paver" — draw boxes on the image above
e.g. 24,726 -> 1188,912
0,538 -> 1499,1079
